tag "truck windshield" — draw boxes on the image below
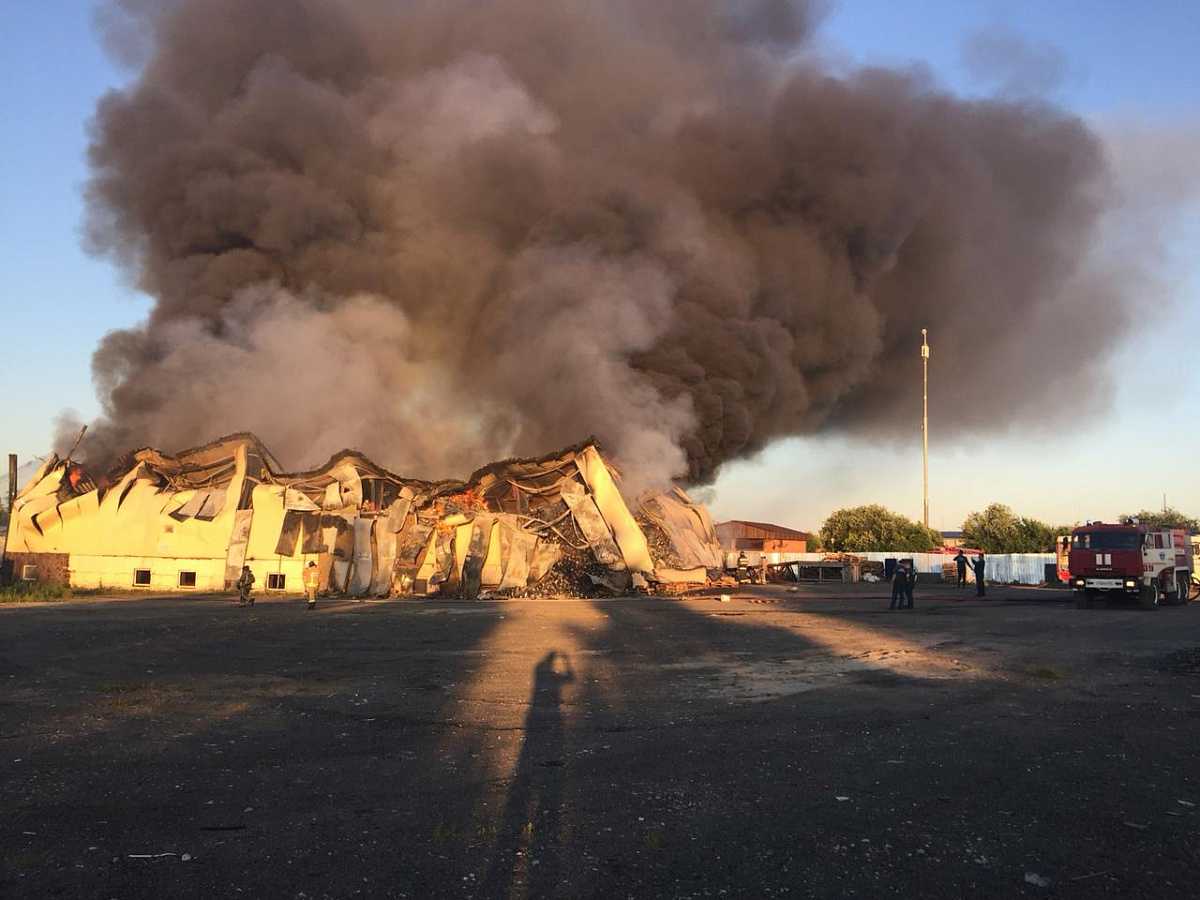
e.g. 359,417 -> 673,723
1072,531 -> 1141,551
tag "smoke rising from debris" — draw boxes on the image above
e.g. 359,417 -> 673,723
76,0 -> 1132,485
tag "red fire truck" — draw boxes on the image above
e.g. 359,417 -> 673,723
1069,520 -> 1195,609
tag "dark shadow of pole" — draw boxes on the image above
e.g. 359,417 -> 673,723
481,650 -> 574,900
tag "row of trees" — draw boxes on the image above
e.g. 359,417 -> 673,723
959,504 -> 1070,554
1117,507 -> 1200,532
818,503 -> 1199,554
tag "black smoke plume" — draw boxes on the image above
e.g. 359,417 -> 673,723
76,0 -> 1128,485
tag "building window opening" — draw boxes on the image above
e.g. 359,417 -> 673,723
133,568 -> 152,586
267,573 -> 286,591
21,564 -> 38,582
177,571 -> 197,588
360,479 -> 399,513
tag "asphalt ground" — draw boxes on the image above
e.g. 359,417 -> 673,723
2,582 -> 1199,899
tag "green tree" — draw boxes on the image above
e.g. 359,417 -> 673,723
962,503 -> 1019,553
819,505 -> 941,552
1118,507 -> 1199,532
1015,517 -> 1069,553
961,503 -> 1065,553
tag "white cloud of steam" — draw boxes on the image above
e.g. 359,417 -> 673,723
483,245 -> 695,492
88,286 -> 496,477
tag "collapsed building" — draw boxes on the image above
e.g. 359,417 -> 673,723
2,434 -> 723,599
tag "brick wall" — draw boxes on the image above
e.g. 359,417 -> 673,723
3,552 -> 71,585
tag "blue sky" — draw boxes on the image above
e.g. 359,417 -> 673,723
712,0 -> 1200,531
1,2 -> 149,452
1,1 -> 1197,530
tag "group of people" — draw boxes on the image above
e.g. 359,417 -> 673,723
236,562 -> 324,609
953,549 -> 987,597
891,550 -> 987,610
889,559 -> 917,610
735,552 -> 767,585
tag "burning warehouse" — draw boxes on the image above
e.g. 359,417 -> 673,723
2,434 -> 722,599
8,1 -> 1141,602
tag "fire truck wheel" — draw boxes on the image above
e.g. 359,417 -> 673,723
1138,582 -> 1160,610
1177,572 -> 1192,605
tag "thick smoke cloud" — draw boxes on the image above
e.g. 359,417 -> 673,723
77,0 -> 1127,485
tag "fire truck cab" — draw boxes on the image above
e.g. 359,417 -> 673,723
1069,520 -> 1194,609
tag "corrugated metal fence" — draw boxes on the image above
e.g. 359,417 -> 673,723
726,551 -> 1056,585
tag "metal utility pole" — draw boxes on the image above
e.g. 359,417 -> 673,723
3,454 -> 15,565
65,425 -> 87,462
921,328 -> 930,529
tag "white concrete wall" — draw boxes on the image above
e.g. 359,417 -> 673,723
68,554 -> 315,592
244,556 -> 314,594
728,551 -> 1057,585
69,555 -> 228,591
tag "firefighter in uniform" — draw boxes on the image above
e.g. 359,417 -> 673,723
303,561 -> 321,610
973,552 -> 987,597
736,552 -> 750,584
954,549 -> 969,588
890,559 -> 914,610
237,565 -> 255,606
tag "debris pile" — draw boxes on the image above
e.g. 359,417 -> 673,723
823,552 -> 885,581
637,515 -> 687,571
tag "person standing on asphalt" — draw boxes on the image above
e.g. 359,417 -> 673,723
736,552 -> 749,584
237,565 -> 256,607
303,561 -> 320,610
954,549 -> 969,588
890,559 -> 911,610
904,559 -> 916,609
973,552 -> 987,597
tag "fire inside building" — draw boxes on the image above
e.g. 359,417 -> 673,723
2,434 -> 723,599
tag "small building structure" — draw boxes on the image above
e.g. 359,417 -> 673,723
715,520 -> 809,554
941,530 -> 966,549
